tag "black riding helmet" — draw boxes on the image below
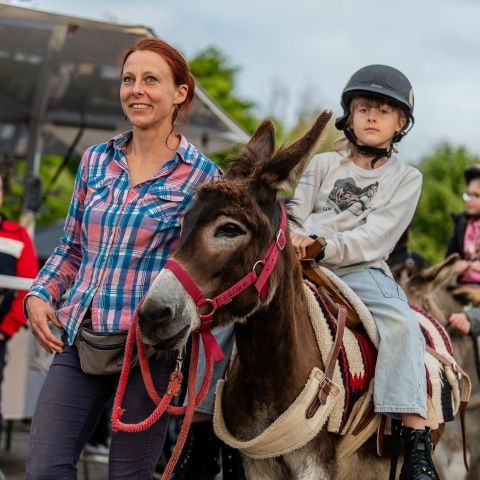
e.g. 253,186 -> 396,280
464,164 -> 480,184
335,65 -> 415,167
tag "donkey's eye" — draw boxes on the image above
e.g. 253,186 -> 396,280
215,223 -> 246,238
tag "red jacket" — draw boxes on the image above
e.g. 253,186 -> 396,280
0,215 -> 39,337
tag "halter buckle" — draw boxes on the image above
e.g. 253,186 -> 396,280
276,229 -> 286,250
175,348 -> 185,372
198,298 -> 216,319
252,260 -> 265,273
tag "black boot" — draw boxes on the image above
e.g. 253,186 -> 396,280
221,442 -> 246,480
400,427 -> 440,480
172,421 -> 221,480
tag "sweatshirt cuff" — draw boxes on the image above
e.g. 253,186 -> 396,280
322,240 -> 337,265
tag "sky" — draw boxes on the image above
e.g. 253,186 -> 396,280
7,0 -> 480,164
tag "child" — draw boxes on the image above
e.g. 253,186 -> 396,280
447,164 -> 480,283
290,65 -> 438,480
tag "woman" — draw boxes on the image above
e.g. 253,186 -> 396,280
25,37 -> 221,479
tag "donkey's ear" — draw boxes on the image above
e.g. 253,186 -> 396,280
225,120 -> 276,180
258,111 -> 332,190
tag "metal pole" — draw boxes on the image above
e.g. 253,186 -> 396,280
21,23 -> 70,230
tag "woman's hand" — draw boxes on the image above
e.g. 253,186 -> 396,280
448,312 -> 471,336
290,232 -> 316,260
26,296 -> 64,354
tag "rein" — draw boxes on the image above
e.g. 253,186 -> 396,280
111,306 -> 218,479
111,201 -> 288,478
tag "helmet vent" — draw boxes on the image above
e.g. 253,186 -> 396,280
359,79 -> 394,91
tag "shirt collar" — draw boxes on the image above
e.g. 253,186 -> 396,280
107,131 -> 193,165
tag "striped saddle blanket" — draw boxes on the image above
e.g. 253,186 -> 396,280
303,276 -> 465,436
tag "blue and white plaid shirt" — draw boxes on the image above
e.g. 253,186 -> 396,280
28,132 -> 221,345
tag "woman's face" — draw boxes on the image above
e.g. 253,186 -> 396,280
120,50 -> 188,130
465,178 -> 480,216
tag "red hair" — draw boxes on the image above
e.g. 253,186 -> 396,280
122,38 -> 195,117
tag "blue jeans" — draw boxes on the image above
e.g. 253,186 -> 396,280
339,267 -> 427,418
26,341 -> 175,479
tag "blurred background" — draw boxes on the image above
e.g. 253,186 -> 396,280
0,0 -> 478,477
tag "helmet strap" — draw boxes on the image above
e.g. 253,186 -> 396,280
344,128 -> 393,169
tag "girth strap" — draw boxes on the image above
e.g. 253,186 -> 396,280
425,345 -> 471,472
305,304 -> 347,419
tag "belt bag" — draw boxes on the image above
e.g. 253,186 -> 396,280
75,327 -> 129,375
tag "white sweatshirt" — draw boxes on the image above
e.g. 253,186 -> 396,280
290,150 -> 422,275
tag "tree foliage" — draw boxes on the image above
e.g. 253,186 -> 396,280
189,47 -> 258,134
1,155 -> 77,225
410,144 -> 480,264
188,47 -> 262,171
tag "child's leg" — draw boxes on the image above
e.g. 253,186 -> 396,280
338,267 -> 427,420
175,324 -> 237,479
338,269 -> 442,479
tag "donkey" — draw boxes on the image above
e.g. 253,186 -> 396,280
138,112 -> 404,479
401,255 -> 480,480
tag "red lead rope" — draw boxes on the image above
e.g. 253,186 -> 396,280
111,305 -> 222,479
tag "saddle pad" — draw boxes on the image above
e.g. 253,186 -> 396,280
303,281 -> 377,433
303,281 -> 462,433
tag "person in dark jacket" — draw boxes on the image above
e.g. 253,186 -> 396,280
447,165 -> 480,377
446,164 -> 480,281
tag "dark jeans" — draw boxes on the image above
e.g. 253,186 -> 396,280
26,341 -> 176,479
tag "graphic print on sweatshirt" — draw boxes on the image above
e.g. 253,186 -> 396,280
323,177 -> 379,216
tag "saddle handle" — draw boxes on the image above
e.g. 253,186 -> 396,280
300,237 -> 361,329
304,237 -> 327,261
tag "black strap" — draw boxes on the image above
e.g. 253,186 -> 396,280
389,418 -> 402,480
344,128 -> 393,169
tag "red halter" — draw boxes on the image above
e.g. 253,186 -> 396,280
164,201 -> 288,330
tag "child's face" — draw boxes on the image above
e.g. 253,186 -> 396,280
464,178 -> 480,216
351,100 -> 406,149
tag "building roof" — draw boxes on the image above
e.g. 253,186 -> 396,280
0,2 -> 249,156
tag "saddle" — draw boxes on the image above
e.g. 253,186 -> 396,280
300,249 -> 472,468
301,238 -> 361,329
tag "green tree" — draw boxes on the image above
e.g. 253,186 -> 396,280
1,155 -> 77,225
285,107 -> 339,154
410,144 -> 480,264
189,47 -> 263,171
189,47 -> 258,134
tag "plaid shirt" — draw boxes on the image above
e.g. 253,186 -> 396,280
28,132 -> 221,345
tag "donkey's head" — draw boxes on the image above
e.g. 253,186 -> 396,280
138,111 -> 332,350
